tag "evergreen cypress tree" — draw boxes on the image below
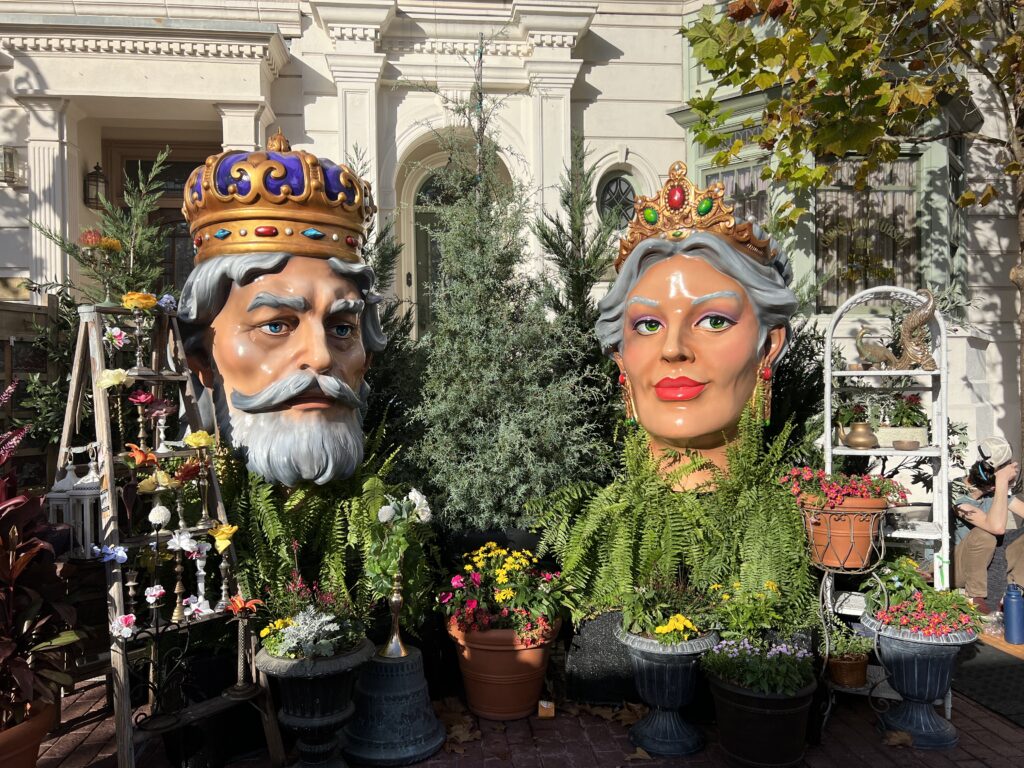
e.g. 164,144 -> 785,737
412,75 -> 606,532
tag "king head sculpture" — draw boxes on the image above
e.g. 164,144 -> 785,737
596,162 -> 798,488
179,130 -> 386,487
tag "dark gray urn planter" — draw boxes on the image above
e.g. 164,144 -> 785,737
615,627 -> 719,756
567,611 -> 638,703
341,647 -> 445,766
861,613 -> 977,749
256,638 -> 375,767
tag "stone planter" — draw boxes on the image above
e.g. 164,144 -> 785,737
448,621 -> 559,720
708,675 -> 817,768
0,702 -> 56,768
861,613 -> 976,749
255,639 -> 374,767
875,426 -> 929,449
615,627 -> 719,756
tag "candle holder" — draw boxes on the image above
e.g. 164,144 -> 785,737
154,415 -> 170,454
127,307 -> 155,376
195,546 -> 211,612
125,569 -> 139,617
225,614 -> 258,699
176,490 -> 188,532
379,572 -> 409,659
196,450 -> 213,529
215,558 -> 232,612
171,551 -> 186,624
136,402 -> 150,451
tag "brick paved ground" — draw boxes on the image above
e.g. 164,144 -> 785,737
37,677 -> 1024,768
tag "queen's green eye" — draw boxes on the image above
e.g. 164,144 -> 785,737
696,314 -> 734,331
634,318 -> 662,336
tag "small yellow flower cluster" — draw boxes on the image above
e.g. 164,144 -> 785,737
494,588 -> 516,603
654,614 -> 699,638
259,618 -> 293,638
764,580 -> 780,593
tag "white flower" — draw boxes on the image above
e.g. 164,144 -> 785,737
183,596 -> 204,619
191,540 -> 212,559
377,503 -> 396,523
167,530 -> 197,553
408,488 -> 431,523
145,585 -> 165,605
110,614 -> 136,639
148,505 -> 172,528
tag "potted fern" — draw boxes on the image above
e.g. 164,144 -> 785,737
616,584 -> 717,756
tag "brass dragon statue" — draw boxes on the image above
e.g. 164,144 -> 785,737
894,288 -> 937,371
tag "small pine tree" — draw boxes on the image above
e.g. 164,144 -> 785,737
412,108 -> 607,531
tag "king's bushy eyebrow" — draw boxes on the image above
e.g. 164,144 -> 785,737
247,292 -> 310,312
328,298 -> 365,315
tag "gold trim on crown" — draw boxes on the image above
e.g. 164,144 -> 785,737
615,161 -> 776,272
182,129 -> 377,265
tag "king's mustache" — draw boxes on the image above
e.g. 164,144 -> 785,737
229,372 -> 363,413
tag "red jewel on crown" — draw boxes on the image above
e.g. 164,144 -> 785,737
666,186 -> 685,210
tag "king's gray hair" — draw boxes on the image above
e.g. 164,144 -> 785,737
177,252 -> 387,357
595,230 -> 797,366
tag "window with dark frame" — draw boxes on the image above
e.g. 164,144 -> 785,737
598,175 -> 637,230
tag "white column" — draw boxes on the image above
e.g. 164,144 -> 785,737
16,96 -> 72,294
327,54 -> 385,192
214,103 -> 276,152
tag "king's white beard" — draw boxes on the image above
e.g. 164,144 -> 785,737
227,408 -> 365,486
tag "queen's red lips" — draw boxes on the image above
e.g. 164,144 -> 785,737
654,376 -> 707,401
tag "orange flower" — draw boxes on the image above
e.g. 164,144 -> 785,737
122,292 -> 158,311
226,594 -> 263,616
126,443 -> 157,467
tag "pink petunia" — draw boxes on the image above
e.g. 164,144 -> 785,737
470,571 -> 481,587
451,574 -> 465,589
465,599 -> 478,613
439,592 -> 454,604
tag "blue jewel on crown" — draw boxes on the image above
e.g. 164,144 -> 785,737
302,228 -> 325,240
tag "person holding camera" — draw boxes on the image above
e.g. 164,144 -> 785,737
953,436 -> 1024,614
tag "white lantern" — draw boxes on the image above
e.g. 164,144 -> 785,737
47,451 -> 77,527
68,449 -> 103,558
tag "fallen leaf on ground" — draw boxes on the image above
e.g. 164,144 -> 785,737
578,703 -> 616,721
625,747 -> 652,761
883,730 -> 913,747
614,702 -> 648,726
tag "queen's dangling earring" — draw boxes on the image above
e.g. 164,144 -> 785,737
758,363 -> 773,425
619,372 -> 638,426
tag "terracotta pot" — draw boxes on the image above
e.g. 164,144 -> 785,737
801,497 -> 887,570
448,621 -> 559,720
0,702 -> 57,768
827,653 -> 868,689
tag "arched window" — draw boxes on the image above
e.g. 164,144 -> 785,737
413,175 -> 445,334
598,174 -> 637,229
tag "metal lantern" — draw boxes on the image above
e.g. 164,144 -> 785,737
68,449 -> 103,557
84,163 -> 107,209
46,451 -> 78,526
0,145 -> 18,184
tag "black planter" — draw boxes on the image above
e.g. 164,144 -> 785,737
341,647 -> 445,766
615,627 -> 718,756
708,675 -> 816,768
255,639 -> 374,767
861,613 -> 976,749
566,611 -> 638,703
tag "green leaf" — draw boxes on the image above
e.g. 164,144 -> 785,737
29,630 -> 83,652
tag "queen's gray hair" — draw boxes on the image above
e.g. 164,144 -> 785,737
178,252 -> 388,357
595,230 -> 797,366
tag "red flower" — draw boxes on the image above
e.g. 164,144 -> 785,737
439,592 -> 453,604
465,599 -> 478,613
470,571 -> 481,587
128,389 -> 155,406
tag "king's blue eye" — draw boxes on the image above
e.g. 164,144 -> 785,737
332,324 -> 353,339
261,321 -> 288,335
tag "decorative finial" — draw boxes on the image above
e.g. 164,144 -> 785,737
266,128 -> 290,153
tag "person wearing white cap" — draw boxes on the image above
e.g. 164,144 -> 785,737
953,436 -> 1024,614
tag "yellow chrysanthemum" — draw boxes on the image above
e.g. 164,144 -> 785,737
732,581 -> 742,589
764,580 -> 779,593
184,430 -> 215,449
494,589 -> 515,602
260,627 -> 271,638
721,593 -> 731,601
710,583 -> 723,590
463,564 -> 474,572
122,291 -> 158,310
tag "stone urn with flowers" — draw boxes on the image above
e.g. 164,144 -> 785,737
615,583 -> 718,756
255,554 -> 372,768
861,556 -> 981,749
781,468 -> 907,571
439,543 -> 566,719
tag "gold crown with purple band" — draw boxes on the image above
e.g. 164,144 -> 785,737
615,161 -> 776,272
182,129 -> 376,265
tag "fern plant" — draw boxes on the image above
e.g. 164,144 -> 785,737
536,405 -> 815,633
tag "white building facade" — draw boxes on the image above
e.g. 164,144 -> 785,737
0,0 -> 1018,452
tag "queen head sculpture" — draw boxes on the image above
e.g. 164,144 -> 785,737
596,162 -> 798,489
178,130 -> 386,487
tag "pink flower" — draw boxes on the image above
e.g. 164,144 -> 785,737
451,574 -> 465,589
129,389 -> 155,405
470,572 -> 481,587
439,592 -> 454,604
465,599 -> 478,613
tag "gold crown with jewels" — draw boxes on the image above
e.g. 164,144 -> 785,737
182,129 -> 376,265
615,161 -> 776,272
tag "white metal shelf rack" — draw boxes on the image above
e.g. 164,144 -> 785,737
823,285 -> 950,592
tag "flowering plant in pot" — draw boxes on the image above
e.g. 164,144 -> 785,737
781,468 -> 907,570
820,613 -> 874,689
1,496 -> 83,768
438,542 -> 567,719
255,546 -> 372,766
616,583 -> 717,756
700,580 -> 817,768
877,394 -> 929,448
860,556 -> 980,748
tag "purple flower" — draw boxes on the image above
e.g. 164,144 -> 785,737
157,293 -> 177,313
